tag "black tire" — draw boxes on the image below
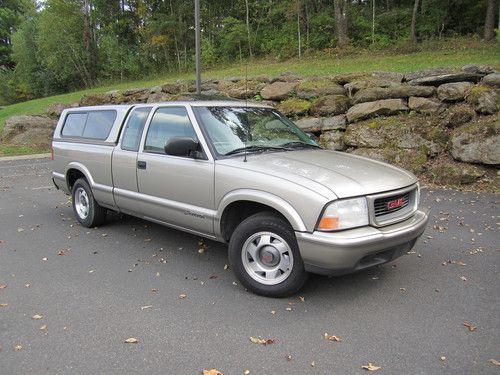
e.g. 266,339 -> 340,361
71,178 -> 107,228
228,212 -> 308,297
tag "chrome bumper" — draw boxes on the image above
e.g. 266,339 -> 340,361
296,209 -> 429,276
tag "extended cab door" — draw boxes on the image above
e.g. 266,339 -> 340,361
134,105 -> 215,237
112,106 -> 153,212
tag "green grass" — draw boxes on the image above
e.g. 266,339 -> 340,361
0,144 -> 49,157
1,41 -> 499,156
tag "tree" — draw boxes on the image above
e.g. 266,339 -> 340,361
410,0 -> 420,42
333,0 -> 349,48
484,0 -> 496,41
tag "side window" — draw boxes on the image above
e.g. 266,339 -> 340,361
62,113 -> 87,137
121,107 -> 152,151
144,107 -> 197,154
83,110 -> 116,139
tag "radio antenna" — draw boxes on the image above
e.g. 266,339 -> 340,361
243,60 -> 249,162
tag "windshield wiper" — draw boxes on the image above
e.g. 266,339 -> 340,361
280,141 -> 322,149
224,145 -> 287,156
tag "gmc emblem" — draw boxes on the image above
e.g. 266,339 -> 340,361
387,197 -> 404,210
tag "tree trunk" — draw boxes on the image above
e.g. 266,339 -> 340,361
333,0 -> 349,48
372,0 -> 376,45
410,0 -> 420,43
484,0 -> 496,41
297,0 -> 301,58
245,0 -> 253,57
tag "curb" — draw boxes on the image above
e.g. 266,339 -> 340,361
0,153 -> 51,162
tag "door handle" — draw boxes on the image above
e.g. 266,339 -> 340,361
137,161 -> 147,170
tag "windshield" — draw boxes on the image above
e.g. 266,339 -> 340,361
192,106 -> 319,156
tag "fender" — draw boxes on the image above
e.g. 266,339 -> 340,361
215,189 -> 308,238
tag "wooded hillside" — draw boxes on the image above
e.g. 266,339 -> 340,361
1,0 -> 498,105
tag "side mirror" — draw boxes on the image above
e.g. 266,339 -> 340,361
164,137 -> 202,158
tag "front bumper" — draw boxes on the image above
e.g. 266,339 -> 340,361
296,209 -> 429,276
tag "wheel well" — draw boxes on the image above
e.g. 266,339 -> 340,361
66,169 -> 86,191
220,201 -> 290,242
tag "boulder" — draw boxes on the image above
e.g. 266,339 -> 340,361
371,71 -> 404,82
407,72 -> 482,86
330,73 -> 369,85
404,67 -> 456,82
296,79 -> 345,99
445,104 -> 476,128
219,80 -> 265,99
349,147 -> 428,174
147,92 -> 173,103
427,156 -> 486,185
122,88 -> 148,96
260,82 -> 297,100
343,115 -> 447,155
437,82 -> 473,102
271,72 -> 303,83
408,97 -> 443,114
310,95 -> 350,116
47,103 -> 78,118
462,64 -> 496,75
161,83 -> 181,94
450,116 -> 500,165
466,85 -> 499,115
481,73 -> 500,87
319,130 -> 345,151
344,79 -> 401,96
295,115 -> 347,132
149,86 -> 162,94
352,85 -> 435,104
346,99 -> 408,123
1,115 -> 57,149
277,98 -> 311,116
79,93 -> 113,106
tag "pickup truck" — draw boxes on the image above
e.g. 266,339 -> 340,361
52,101 -> 429,297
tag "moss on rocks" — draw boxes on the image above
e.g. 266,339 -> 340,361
277,98 -> 311,116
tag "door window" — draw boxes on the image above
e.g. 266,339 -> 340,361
121,107 -> 152,151
144,107 -> 197,154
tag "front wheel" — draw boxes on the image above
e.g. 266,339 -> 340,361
71,178 -> 107,228
228,212 -> 308,297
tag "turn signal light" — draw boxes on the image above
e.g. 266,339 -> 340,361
318,217 -> 339,230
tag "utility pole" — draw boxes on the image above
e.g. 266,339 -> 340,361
194,0 -> 201,94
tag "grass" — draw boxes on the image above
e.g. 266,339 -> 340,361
1,40 -> 499,156
0,144 -> 49,157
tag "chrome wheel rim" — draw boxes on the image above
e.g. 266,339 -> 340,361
241,231 -> 294,285
74,187 -> 90,220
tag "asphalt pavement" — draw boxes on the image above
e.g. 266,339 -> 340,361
0,157 -> 498,374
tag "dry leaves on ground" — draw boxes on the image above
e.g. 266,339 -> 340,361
179,294 -> 187,299
57,250 -> 66,256
203,369 -> 223,375
324,333 -> 341,342
32,314 -> 43,320
286,354 -> 293,361
362,363 -> 381,371
14,345 -> 22,352
141,305 -> 152,310
299,296 -> 305,302
249,336 -> 275,345
150,288 -> 158,292
463,321 -> 477,332
490,359 -> 500,366
0,284 -> 6,289
124,337 -> 139,344
0,303 -> 8,307
39,325 -> 47,331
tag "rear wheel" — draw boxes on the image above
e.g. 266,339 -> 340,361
229,212 -> 308,297
71,178 -> 107,227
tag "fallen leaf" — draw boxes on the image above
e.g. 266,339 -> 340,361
224,264 -> 229,270
249,336 -> 274,345
460,276 -> 467,281
400,288 -> 407,292
42,257 -> 48,261
324,333 -> 342,342
150,288 -> 158,293
144,238 -> 152,242
14,345 -> 22,352
490,359 -> 500,366
141,305 -> 152,310
88,270 -> 94,273
17,228 -> 24,233
0,284 -> 6,289
198,240 -> 207,253
25,283 -> 31,288
286,354 -> 293,361
209,275 -> 218,279
203,370 -> 222,375
156,272 -> 160,277
57,250 -> 66,256
124,337 -> 138,344
299,296 -> 305,302
0,303 -> 7,307
463,321 -> 477,332
32,314 -> 43,320
244,371 -> 250,375
285,307 -> 292,311
40,325 -> 47,331
101,233 -> 108,237
232,281 -> 238,286
179,294 -> 187,299
271,310 -> 276,315
310,361 -> 315,368
440,356 -> 446,361
362,363 -> 381,371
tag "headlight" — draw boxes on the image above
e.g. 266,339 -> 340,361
317,197 -> 369,231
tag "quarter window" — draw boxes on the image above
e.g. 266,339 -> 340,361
121,107 -> 152,151
144,107 -> 197,154
61,110 -> 116,140
62,113 -> 87,137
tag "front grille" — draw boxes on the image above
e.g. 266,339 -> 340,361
374,191 -> 411,217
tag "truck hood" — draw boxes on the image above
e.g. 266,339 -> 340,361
218,149 -> 417,198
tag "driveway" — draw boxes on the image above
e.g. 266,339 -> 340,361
0,157 -> 498,374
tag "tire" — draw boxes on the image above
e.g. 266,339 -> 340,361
228,212 -> 308,297
71,178 -> 107,228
